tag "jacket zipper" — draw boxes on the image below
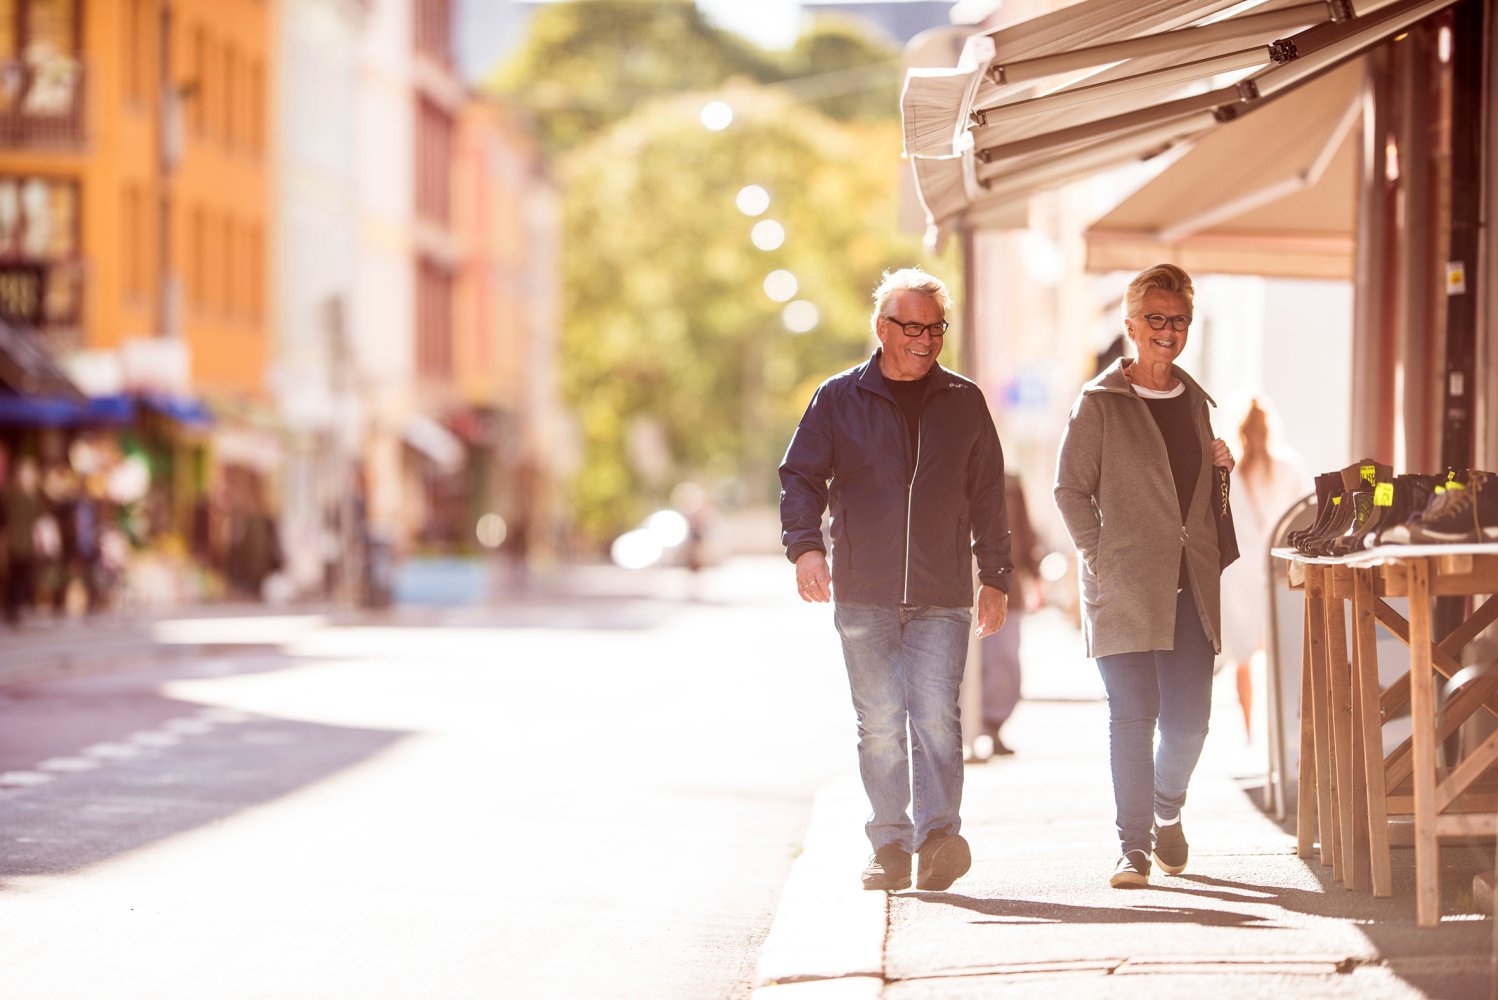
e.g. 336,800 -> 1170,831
903,409 -> 923,603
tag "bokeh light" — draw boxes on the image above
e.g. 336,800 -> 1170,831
611,529 -> 663,569
476,513 -> 508,549
763,269 -> 798,302
750,219 -> 785,251
646,509 -> 690,547
782,300 -> 819,334
700,100 -> 733,131
736,185 -> 770,216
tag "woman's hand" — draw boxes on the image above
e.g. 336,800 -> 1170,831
1211,437 -> 1236,473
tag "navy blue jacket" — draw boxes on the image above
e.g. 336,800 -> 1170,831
778,350 -> 1012,606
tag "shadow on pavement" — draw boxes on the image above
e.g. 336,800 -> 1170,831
0,683 -> 406,884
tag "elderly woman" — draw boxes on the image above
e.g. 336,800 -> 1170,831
1054,263 -> 1235,888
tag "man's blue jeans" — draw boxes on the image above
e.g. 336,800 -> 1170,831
1095,587 -> 1215,857
833,601 -> 971,852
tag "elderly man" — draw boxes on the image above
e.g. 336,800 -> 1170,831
779,267 -> 1013,892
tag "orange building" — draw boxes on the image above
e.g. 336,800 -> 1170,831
0,0 -> 274,595
0,0 -> 272,398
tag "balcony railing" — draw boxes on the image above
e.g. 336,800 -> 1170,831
0,57 -> 86,147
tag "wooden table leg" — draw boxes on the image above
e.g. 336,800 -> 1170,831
1408,558 -> 1440,927
1351,567 -> 1393,896
1306,565 -> 1340,872
1325,569 -> 1370,891
1297,617 -> 1318,860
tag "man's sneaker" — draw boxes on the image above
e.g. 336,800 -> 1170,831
916,826 -> 971,891
861,843 -> 911,891
1109,850 -> 1151,888
1152,819 -> 1189,875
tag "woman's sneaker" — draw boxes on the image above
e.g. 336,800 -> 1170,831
1109,850 -> 1151,888
1153,819 -> 1189,875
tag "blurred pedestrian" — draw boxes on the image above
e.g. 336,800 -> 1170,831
1054,263 -> 1235,889
779,267 -> 1013,894
979,473 -> 1043,757
3,454 -> 41,624
1219,398 -> 1306,741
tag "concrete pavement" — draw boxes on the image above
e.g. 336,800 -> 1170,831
755,610 -> 1496,999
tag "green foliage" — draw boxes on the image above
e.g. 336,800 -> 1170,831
485,2 -> 957,545
560,88 -> 948,542
776,15 -> 902,122
485,0 -> 779,154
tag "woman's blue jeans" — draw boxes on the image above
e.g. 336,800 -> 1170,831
1095,587 -> 1215,857
833,601 -> 972,853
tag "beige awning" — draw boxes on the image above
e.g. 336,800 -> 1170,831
1084,58 -> 1362,279
902,0 -> 1459,247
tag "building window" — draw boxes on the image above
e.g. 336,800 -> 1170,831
414,0 -> 452,66
223,42 -> 236,151
124,0 -> 148,104
220,215 -> 233,317
248,224 -> 262,322
189,205 -> 204,309
190,24 -> 206,135
415,96 -> 451,225
0,173 -> 81,325
123,184 -> 140,299
0,0 -> 85,144
416,257 -> 453,378
248,57 -> 264,155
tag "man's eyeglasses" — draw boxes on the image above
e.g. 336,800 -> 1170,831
1137,313 -> 1192,332
883,316 -> 948,338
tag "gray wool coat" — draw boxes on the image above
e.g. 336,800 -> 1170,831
1053,359 -> 1223,659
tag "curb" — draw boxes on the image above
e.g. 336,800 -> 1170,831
752,779 -> 888,998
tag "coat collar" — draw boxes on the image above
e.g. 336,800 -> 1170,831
856,349 -> 966,397
1084,357 -> 1216,407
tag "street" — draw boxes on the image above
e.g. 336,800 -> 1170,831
0,556 -> 855,1000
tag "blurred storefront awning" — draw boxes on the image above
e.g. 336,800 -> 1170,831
0,318 -> 83,400
403,413 -> 465,473
902,0 -> 1459,247
1083,58 -> 1361,279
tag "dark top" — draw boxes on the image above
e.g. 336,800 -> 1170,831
884,373 -> 930,462
1143,392 -> 1199,587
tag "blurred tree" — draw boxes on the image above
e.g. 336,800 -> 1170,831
775,15 -> 902,122
484,0 -> 778,153
560,88 -> 950,542
485,2 -> 957,546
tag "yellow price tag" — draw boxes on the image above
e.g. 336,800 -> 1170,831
1374,482 -> 1394,506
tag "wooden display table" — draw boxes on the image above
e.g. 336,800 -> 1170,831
1276,543 -> 1498,927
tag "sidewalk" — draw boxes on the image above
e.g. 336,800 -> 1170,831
755,613 -> 1495,999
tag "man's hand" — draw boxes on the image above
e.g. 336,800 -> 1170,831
795,550 -> 832,603
975,584 -> 1008,637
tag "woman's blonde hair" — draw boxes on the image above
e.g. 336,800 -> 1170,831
1123,263 -> 1194,322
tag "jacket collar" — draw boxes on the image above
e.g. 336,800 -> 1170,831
1084,357 -> 1216,407
856,349 -> 963,397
